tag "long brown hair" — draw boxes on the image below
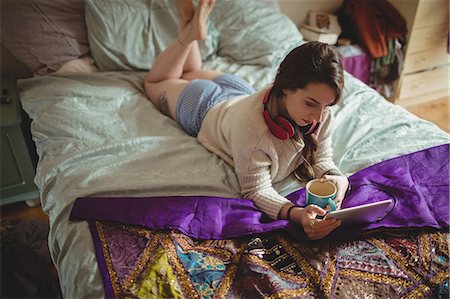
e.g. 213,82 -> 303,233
271,41 -> 344,181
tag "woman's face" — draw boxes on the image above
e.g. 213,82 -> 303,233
281,82 -> 336,127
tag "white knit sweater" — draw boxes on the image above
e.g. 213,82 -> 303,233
197,86 -> 339,220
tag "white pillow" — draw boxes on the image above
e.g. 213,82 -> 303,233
85,0 -> 219,72
210,0 -> 303,67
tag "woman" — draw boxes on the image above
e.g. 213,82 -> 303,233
144,0 -> 349,240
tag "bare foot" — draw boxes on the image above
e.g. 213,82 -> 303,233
178,0 -> 215,45
176,0 -> 194,33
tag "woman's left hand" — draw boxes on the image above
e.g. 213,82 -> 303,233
320,175 -> 349,210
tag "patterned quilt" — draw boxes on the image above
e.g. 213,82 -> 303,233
69,144 -> 450,298
90,221 -> 449,298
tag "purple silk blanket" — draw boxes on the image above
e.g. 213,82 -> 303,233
70,144 -> 449,240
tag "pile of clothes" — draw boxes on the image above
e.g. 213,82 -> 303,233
336,0 -> 408,97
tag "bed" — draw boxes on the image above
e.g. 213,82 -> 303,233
3,0 -> 449,298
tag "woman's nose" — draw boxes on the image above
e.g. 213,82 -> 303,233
311,108 -> 323,121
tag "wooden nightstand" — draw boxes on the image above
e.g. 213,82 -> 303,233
1,75 -> 39,206
389,0 -> 449,107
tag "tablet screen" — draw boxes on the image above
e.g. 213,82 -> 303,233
323,199 -> 393,225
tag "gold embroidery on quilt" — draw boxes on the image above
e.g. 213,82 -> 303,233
339,269 -> 413,287
215,241 -> 247,298
171,232 -> 234,260
122,233 -> 161,290
278,236 -> 321,285
369,236 -> 449,299
430,269 -> 449,285
122,223 -> 153,238
265,287 -> 312,299
433,232 -> 449,262
403,283 -> 431,299
96,221 -> 122,298
161,233 -> 200,299
321,244 -> 337,298
198,255 -> 224,270
437,231 -> 450,253
371,238 -> 422,282
95,222 -> 448,299
420,233 -> 431,272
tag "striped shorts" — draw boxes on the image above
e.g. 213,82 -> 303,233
176,74 -> 255,136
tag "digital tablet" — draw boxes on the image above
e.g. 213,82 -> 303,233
323,199 -> 394,225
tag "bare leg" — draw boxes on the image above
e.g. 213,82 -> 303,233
144,0 -> 220,121
146,0 -> 203,83
175,0 -> 202,73
176,0 -> 195,31
183,42 -> 202,74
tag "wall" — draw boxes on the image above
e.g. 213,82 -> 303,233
278,0 -> 344,27
1,44 -> 32,79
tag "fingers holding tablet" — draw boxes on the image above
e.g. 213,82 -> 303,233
323,199 -> 394,225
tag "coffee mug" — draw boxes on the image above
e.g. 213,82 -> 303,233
306,179 -> 337,211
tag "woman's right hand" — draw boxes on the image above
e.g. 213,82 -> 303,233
290,205 -> 341,240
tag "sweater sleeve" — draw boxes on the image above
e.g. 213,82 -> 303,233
313,109 -> 341,177
237,149 -> 291,220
